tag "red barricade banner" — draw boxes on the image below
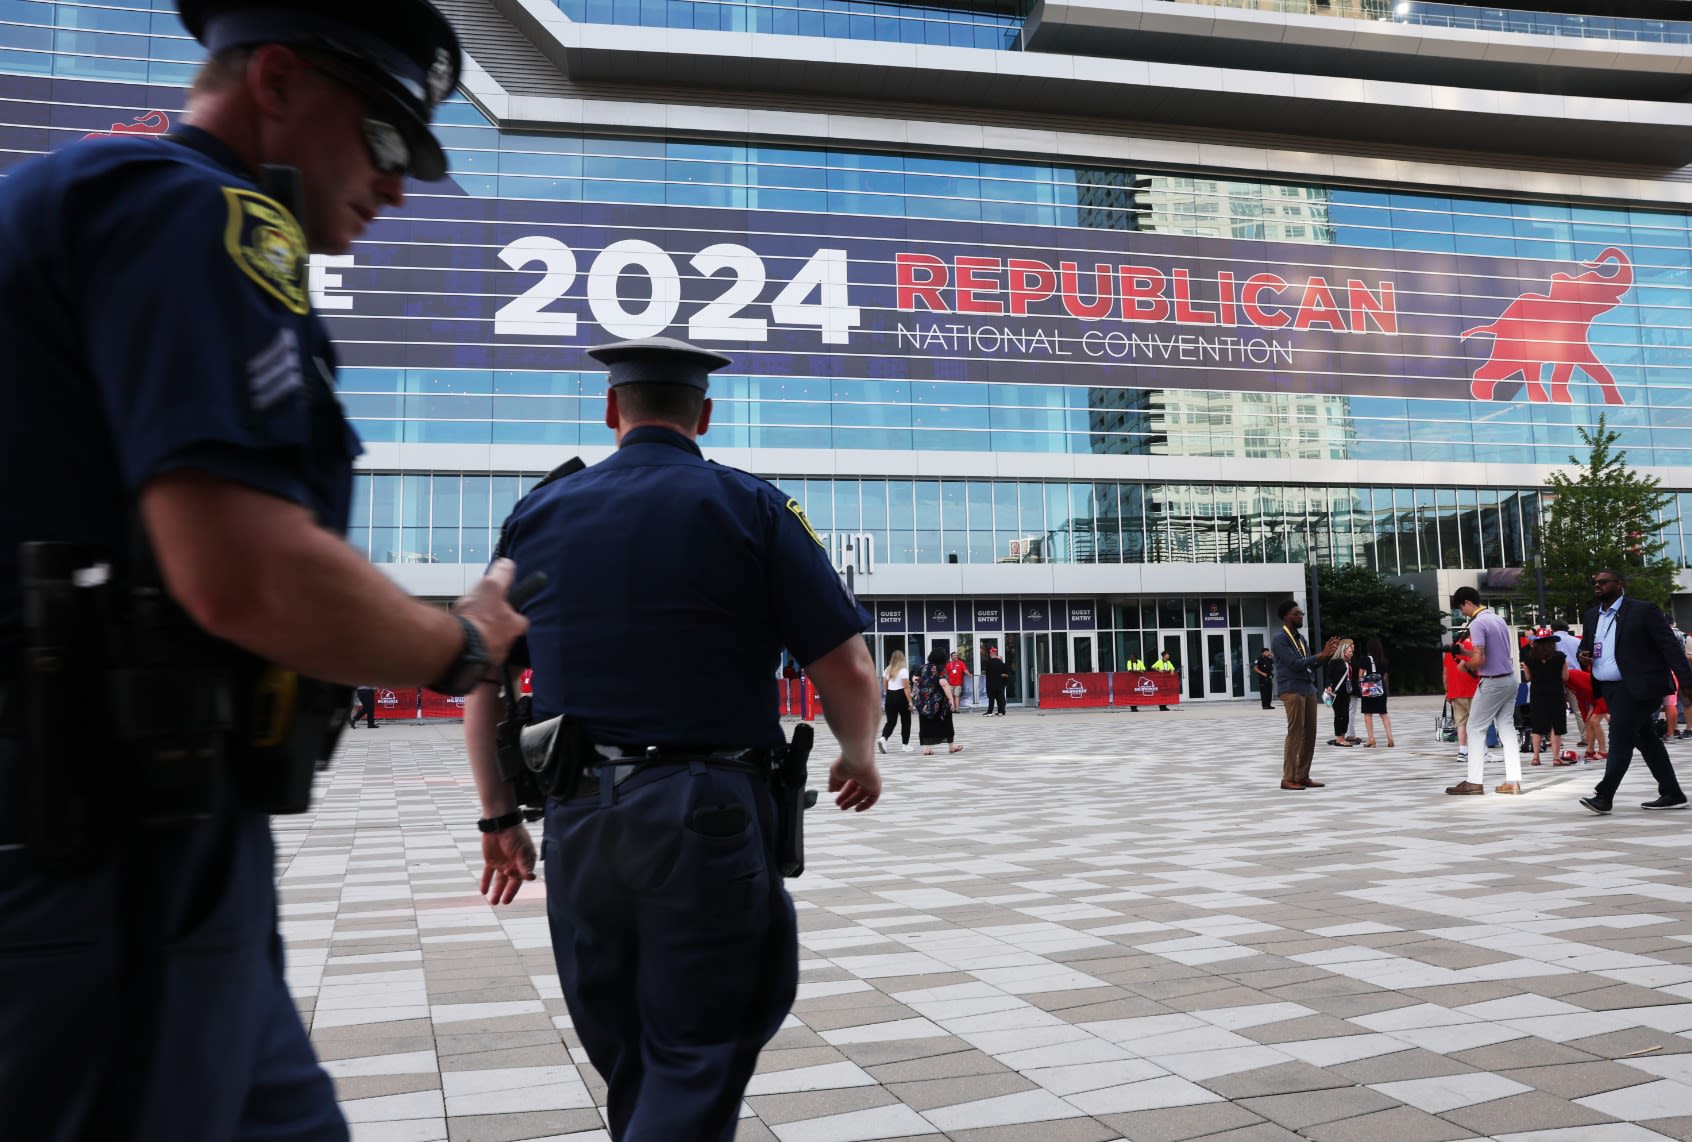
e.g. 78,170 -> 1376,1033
805,680 -> 823,721
1111,671 -> 1181,706
1037,672 -> 1111,708
419,689 -> 469,719
374,687 -> 419,720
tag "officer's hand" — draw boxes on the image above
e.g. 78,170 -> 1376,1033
828,754 -> 881,812
454,558 -> 530,667
480,825 -> 537,906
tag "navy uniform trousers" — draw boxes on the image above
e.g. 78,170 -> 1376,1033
0,741 -> 345,1142
1594,683 -> 1686,804
544,759 -> 798,1141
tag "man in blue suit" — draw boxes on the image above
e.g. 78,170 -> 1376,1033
1578,567 -> 1692,814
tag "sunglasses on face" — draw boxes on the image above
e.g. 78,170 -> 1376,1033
1592,578 -> 1619,586
297,54 -> 413,178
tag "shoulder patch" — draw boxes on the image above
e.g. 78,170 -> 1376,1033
222,187 -> 308,315
784,497 -> 825,548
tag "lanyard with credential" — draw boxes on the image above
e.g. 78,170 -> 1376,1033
1282,625 -> 1307,657
1597,605 -> 1619,657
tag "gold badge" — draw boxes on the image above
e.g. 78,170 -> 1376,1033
785,498 -> 825,548
222,187 -> 308,315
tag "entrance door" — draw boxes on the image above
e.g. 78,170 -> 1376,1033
1157,631 -> 1186,700
1069,631 -> 1096,674
1204,631 -> 1231,698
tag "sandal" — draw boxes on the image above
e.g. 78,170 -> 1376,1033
1329,739 -> 1353,747
1531,757 -> 1541,766
1386,739 -> 1395,747
1346,736 -> 1361,744
1364,740 -> 1377,748
922,748 -> 933,755
948,744 -> 963,753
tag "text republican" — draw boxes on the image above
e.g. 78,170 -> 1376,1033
893,252 -> 1398,334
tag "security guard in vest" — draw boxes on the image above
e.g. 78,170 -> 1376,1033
463,337 -> 884,1141
1151,650 -> 1177,710
0,3 -> 529,1138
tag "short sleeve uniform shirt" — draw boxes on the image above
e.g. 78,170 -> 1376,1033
0,128 -> 360,659
500,427 -> 870,750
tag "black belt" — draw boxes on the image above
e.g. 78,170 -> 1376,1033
562,749 -> 772,802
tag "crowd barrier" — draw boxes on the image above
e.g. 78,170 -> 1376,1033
1037,671 -> 1181,709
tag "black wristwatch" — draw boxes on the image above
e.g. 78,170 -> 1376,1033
477,810 -> 525,834
429,613 -> 490,696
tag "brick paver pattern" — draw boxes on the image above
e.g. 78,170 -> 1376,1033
280,697 -> 1692,1141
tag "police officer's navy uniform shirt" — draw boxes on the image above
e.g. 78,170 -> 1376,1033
500,426 -> 870,750
0,127 -> 360,661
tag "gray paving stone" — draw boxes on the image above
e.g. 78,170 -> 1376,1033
1303,1106 -> 1480,1142
1236,1086 -> 1403,1130
1095,1103 -> 1269,1141
445,1108 -> 605,1140
1329,1049 -> 1477,1085
1439,1089 -> 1618,1135
1201,1061 -> 1356,1099
745,1086 -> 897,1126
1195,1123 -> 1311,1141
947,1118 -> 1123,1141
328,1073 -> 442,1101
1451,1038 -> 1603,1070
865,1051 -> 1011,1084
1501,1061 -> 1671,1099
882,1071 -> 1039,1111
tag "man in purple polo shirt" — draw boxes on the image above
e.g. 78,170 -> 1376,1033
1447,586 -> 1523,795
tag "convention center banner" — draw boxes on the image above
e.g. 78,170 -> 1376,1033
0,75 -> 1648,405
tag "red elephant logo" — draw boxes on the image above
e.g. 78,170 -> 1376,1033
83,110 -> 170,140
1463,247 -> 1631,405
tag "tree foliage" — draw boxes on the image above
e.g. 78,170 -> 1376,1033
1534,414 -> 1678,620
1312,563 -> 1446,655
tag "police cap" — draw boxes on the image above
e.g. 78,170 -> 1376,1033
587,336 -> 732,392
178,0 -> 463,181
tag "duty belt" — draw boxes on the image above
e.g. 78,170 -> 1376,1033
563,746 -> 771,802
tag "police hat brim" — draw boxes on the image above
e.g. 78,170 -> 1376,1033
178,0 -> 459,182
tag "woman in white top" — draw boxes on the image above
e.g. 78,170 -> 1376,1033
880,649 -> 913,752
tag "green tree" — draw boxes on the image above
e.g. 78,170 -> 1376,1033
1313,563 -> 1446,658
1533,414 -> 1678,621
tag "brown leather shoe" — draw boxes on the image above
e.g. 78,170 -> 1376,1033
1446,781 -> 1485,795
1495,782 -> 1524,795
1301,779 -> 1326,788
1279,780 -> 1306,790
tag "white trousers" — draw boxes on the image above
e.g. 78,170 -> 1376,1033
1467,673 -> 1522,785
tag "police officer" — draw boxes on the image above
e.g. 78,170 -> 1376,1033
0,3 -> 528,1138
463,337 -> 883,1141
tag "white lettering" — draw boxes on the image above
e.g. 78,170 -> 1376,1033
309,254 -> 355,311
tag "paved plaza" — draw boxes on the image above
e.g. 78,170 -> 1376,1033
284,697 -> 1692,1142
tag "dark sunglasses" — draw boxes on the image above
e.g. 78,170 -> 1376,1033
1592,577 -> 1619,586
297,54 -> 413,177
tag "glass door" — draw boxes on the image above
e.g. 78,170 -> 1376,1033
1205,631 -> 1230,697
1069,632 -> 1096,674
1157,631 -> 1186,700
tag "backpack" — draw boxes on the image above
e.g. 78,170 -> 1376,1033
913,664 -> 947,717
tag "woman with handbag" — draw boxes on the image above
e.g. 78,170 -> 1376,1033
914,647 -> 963,755
1359,637 -> 1395,747
1325,639 -> 1355,747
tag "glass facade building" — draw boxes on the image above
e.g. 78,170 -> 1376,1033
6,0 -> 1691,700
